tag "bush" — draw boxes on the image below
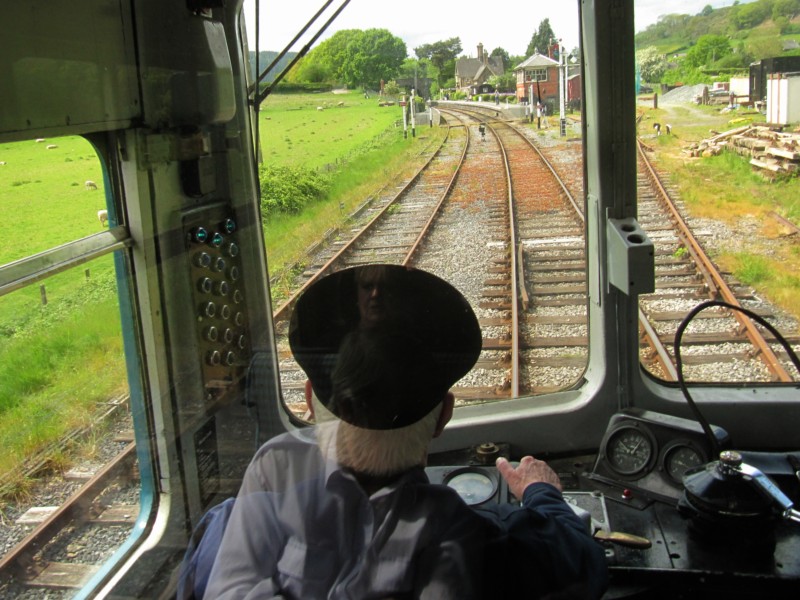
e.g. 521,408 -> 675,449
258,165 -> 330,216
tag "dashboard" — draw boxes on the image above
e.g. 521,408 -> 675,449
427,408 -> 800,597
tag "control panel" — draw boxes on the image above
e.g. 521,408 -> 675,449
589,408 -> 729,504
183,203 -> 251,396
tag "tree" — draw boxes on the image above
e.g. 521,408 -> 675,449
303,29 -> 406,89
383,80 -> 402,97
398,57 -> 429,81
526,18 -> 557,57
304,30 -> 361,83
340,29 -> 407,89
490,47 -> 510,69
773,0 -> 800,20
700,4 -> 714,17
684,34 -> 732,68
414,38 -> 462,85
730,1 -> 770,29
487,73 -> 515,92
636,46 -> 667,82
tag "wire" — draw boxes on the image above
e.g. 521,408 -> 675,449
253,0 -> 352,107
674,300 -> 800,458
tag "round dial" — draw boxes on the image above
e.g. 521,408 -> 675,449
605,426 -> 655,476
445,470 -> 496,505
663,443 -> 705,484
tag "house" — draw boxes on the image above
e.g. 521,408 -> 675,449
514,53 -> 559,103
455,43 -> 504,95
514,52 -> 582,109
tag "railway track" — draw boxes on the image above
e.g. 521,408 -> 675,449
274,103 -> 595,412
517,109 -> 800,383
0,439 -> 139,595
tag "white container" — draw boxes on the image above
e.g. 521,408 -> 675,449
767,72 -> 800,125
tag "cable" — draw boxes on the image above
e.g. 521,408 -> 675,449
674,300 -> 800,457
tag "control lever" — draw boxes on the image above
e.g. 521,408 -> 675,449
722,452 -> 800,525
788,454 -> 800,485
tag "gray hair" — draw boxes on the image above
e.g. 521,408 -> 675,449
312,393 -> 442,477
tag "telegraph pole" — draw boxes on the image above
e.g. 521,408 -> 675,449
559,39 -> 567,137
410,88 -> 416,138
402,95 -> 408,138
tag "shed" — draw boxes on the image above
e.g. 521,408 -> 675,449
749,56 -> 800,102
767,72 -> 800,125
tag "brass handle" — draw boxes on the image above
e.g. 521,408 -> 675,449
593,529 -> 652,549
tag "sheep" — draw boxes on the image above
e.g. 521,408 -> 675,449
337,101 -> 345,107
46,144 -> 58,149
665,124 -> 672,135
317,106 -> 324,111
85,180 -> 98,190
97,209 -> 109,227
0,161 -> 6,165
653,123 -> 661,136
35,138 -> 46,143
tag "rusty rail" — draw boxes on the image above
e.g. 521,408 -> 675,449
637,140 -> 793,382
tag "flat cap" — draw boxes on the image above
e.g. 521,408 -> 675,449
289,265 -> 481,429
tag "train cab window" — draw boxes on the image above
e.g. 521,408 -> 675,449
0,135 -> 143,595
244,3 -> 592,420
633,0 -> 800,386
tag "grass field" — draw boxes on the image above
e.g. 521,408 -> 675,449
258,91 -> 402,170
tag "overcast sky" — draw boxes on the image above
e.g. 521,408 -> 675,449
243,0 -> 752,59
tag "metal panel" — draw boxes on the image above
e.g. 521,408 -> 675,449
0,1 -> 139,141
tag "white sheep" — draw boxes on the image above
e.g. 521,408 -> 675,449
0,161 -> 6,165
85,180 -> 98,190
35,138 -> 46,143
97,209 -> 109,227
46,144 -> 58,150
317,106 -> 324,111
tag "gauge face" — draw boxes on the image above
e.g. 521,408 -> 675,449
664,444 -> 706,484
605,426 -> 655,476
445,470 -> 496,505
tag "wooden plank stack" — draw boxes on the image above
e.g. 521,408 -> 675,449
685,125 -> 800,177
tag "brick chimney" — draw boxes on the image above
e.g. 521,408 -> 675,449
477,43 -> 485,63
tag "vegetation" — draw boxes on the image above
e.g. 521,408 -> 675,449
414,38 -> 462,88
636,102 -> 800,321
635,0 -> 800,86
288,29 -> 406,90
527,18 -> 557,57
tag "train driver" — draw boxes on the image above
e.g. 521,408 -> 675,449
203,265 -> 608,599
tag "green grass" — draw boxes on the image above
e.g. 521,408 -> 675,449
0,136 -> 105,265
641,100 -> 800,324
257,91 -> 441,276
258,91 -> 402,170
0,263 -> 126,481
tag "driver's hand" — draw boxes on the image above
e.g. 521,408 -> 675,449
496,455 -> 562,499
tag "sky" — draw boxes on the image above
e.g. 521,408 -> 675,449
243,0 -> 753,60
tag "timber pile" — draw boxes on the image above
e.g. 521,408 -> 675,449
685,125 -> 800,176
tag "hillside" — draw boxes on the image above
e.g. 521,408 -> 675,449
248,50 -> 298,83
635,0 -> 800,59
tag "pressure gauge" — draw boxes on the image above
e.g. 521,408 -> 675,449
444,469 -> 497,506
604,425 -> 656,477
663,441 -> 706,484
